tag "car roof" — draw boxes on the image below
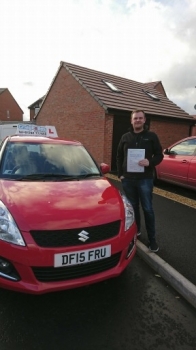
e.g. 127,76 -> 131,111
173,136 -> 196,144
181,136 -> 196,140
167,135 -> 196,149
7,135 -> 82,146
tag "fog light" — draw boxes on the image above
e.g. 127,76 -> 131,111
0,257 -> 20,281
126,235 -> 136,258
0,258 -> 13,274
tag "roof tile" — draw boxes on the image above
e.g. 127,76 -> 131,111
62,62 -> 191,120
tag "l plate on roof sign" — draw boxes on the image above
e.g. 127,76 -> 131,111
16,124 -> 58,137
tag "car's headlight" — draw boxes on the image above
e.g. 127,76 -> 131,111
121,193 -> 135,231
0,201 -> 25,246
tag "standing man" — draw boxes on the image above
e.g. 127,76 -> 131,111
117,110 -> 163,252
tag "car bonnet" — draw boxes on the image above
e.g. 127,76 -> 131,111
0,177 -> 124,231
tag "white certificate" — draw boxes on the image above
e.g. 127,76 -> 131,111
127,149 -> 145,172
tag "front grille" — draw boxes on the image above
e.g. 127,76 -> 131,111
30,220 -> 121,247
32,252 -> 121,282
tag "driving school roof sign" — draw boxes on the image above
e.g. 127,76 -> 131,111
16,124 -> 58,138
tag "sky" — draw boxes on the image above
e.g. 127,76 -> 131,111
1,0 -> 196,121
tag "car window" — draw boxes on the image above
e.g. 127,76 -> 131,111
0,142 -> 100,178
170,139 -> 196,156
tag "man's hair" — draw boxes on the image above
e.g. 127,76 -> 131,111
131,109 -> 146,119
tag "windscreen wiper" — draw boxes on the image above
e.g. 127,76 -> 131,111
15,174 -> 80,181
78,173 -> 101,178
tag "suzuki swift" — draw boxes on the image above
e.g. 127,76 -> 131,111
0,124 -> 137,294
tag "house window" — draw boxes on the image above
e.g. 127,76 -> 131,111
103,80 -> 121,92
142,89 -> 160,101
35,107 -> 40,115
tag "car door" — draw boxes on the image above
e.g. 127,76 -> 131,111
158,138 -> 196,186
187,154 -> 196,188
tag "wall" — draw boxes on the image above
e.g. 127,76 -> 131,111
36,66 -> 107,165
30,109 -> 35,121
0,90 -> 23,121
103,113 -> 114,167
150,119 -> 191,148
191,126 -> 196,136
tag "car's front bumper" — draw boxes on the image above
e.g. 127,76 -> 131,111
0,224 -> 137,294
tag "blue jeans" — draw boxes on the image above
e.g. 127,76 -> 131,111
121,178 -> 156,242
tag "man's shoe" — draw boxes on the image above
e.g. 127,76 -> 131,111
149,240 -> 159,252
137,231 -> 141,237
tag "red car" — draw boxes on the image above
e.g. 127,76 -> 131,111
0,125 -> 137,294
155,136 -> 196,191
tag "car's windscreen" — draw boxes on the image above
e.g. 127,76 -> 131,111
0,142 -> 100,180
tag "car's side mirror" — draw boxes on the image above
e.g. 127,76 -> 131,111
164,148 -> 176,155
164,148 -> 169,155
100,163 -> 110,174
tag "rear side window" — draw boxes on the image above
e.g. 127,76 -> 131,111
170,139 -> 196,156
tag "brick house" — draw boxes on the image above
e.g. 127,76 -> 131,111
34,62 -> 195,170
0,88 -> 23,121
191,115 -> 196,136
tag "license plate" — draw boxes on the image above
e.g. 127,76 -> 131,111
54,245 -> 111,267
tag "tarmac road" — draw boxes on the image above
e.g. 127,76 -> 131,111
1,254 -> 196,350
107,175 -> 196,308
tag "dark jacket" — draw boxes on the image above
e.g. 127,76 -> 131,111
116,129 -> 163,179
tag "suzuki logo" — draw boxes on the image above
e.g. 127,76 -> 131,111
78,230 -> 90,242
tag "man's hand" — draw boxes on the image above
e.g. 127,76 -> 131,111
138,159 -> 149,167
